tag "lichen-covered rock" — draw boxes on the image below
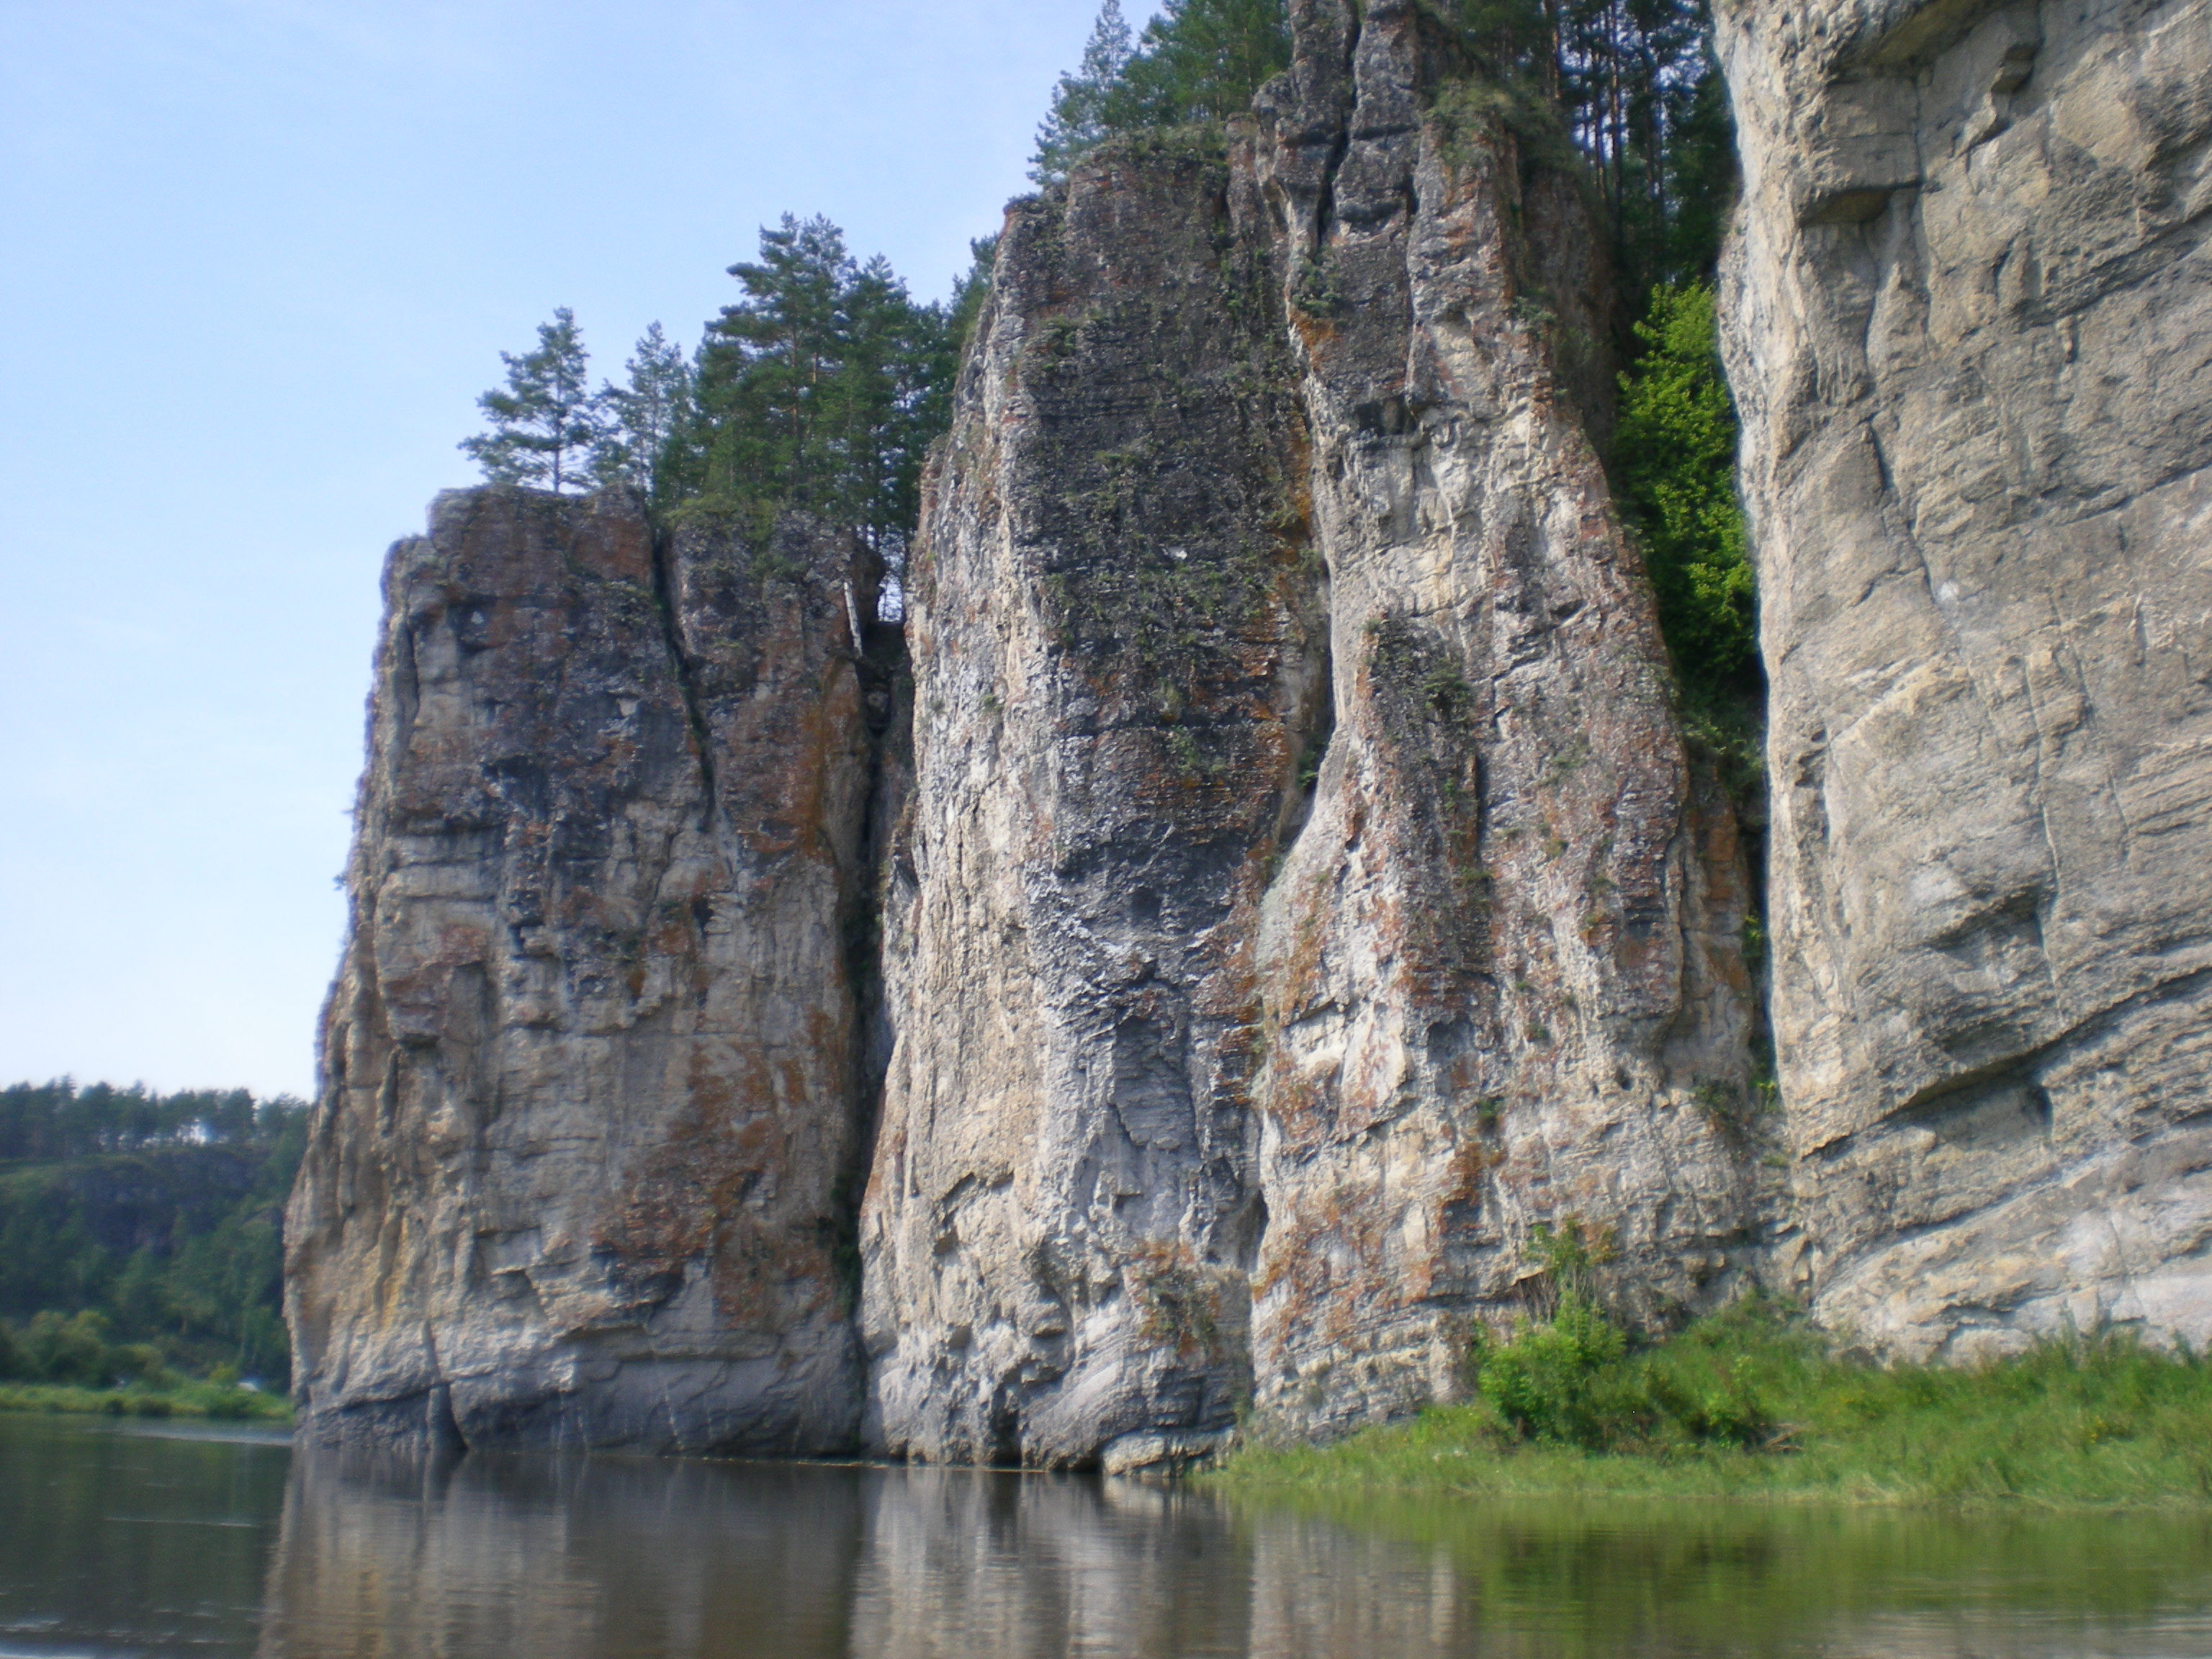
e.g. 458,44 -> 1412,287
858,0 -> 1761,1462
858,130 -> 1320,1466
286,487 -> 886,1451
1237,0 -> 1761,1437
1717,0 -> 2212,1357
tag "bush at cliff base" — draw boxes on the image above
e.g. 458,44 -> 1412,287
1218,1297 -> 2212,1504
1474,1294 -> 1770,1452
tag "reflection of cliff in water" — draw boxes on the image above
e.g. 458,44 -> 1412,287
253,1447 -> 868,1658
253,1442 -> 2212,1659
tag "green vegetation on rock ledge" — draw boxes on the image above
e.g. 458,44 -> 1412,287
1218,1296 -> 2212,1506
462,218 -> 986,575
1039,0 -> 1735,295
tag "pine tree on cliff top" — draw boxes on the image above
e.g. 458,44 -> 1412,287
1028,0 -> 1291,181
589,322 -> 694,499
459,307 -> 598,493
697,215 -> 858,520
693,215 -> 953,559
1111,0 -> 1292,126
1030,0 -> 1134,184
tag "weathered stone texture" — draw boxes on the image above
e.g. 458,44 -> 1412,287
858,0 -> 1761,1463
1717,0 -> 2212,1357
858,132 -> 1318,1468
287,487 -> 883,1451
1238,0 -> 1760,1437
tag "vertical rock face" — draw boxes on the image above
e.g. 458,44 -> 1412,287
287,487 -> 885,1451
1238,0 -> 1759,1435
858,132 -> 1319,1467
295,0 -> 2212,1462
1717,0 -> 2212,1357
858,0 -> 1759,1463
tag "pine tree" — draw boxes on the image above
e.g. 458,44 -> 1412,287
459,307 -> 599,493
589,323 -> 694,498
1030,1 -> 1135,184
1546,0 -> 1732,287
947,235 -> 999,362
691,216 -> 956,561
1110,0 -> 1292,127
697,215 -> 858,514
1614,283 -> 1752,701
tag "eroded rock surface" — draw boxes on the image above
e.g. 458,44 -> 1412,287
858,0 -> 1761,1462
1238,0 -> 1760,1436
1717,0 -> 2212,1357
287,487 -> 887,1451
858,130 -> 1318,1467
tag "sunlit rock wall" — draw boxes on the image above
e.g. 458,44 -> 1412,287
1716,0 -> 2212,1357
287,487 -> 886,1451
859,0 -> 1761,1465
858,130 -> 1323,1468
1238,0 -> 1761,1437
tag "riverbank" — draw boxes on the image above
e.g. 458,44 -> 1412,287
0,1379 -> 290,1424
1215,1300 -> 2212,1507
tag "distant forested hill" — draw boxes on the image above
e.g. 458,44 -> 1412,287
0,1082 -> 306,1388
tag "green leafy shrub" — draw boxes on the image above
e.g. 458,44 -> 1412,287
1226,1294 -> 2212,1506
24,1310 -> 114,1386
1476,1295 -> 1632,1447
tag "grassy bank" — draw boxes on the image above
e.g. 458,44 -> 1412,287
1217,1298 -> 2212,1507
1,1380 -> 289,1424
0,1377 -> 289,1424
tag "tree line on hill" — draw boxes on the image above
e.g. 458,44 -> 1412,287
461,0 -> 1748,711
0,1081 -> 306,1390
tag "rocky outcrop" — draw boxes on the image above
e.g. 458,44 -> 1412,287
286,487 -> 891,1451
1717,0 -> 2212,1357
857,127 -> 1318,1467
856,0 -> 1760,1465
1236,0 -> 1760,1437
292,0 -> 2212,1465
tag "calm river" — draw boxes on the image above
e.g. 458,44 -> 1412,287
4,1412 -> 2210,1658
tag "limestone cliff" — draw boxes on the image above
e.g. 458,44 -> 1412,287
289,0 -> 2212,1462
1238,0 -> 1759,1437
1718,0 -> 2212,1359
855,128 -> 1317,1466
856,0 -> 1759,1466
287,488 -> 890,1451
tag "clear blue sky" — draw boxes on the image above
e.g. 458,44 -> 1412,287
0,0 -> 1144,1099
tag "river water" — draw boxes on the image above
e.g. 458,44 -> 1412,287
4,1413 -> 2210,1658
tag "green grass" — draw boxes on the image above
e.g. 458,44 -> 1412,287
0,1379 -> 289,1424
1217,1298 -> 2212,1508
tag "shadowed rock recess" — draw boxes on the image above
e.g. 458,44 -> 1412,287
289,0 -> 2212,1461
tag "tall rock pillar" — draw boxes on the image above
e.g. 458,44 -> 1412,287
287,487 -> 887,1450
859,134 -> 1321,1467
1238,0 -> 1761,1436
861,0 -> 1763,1463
